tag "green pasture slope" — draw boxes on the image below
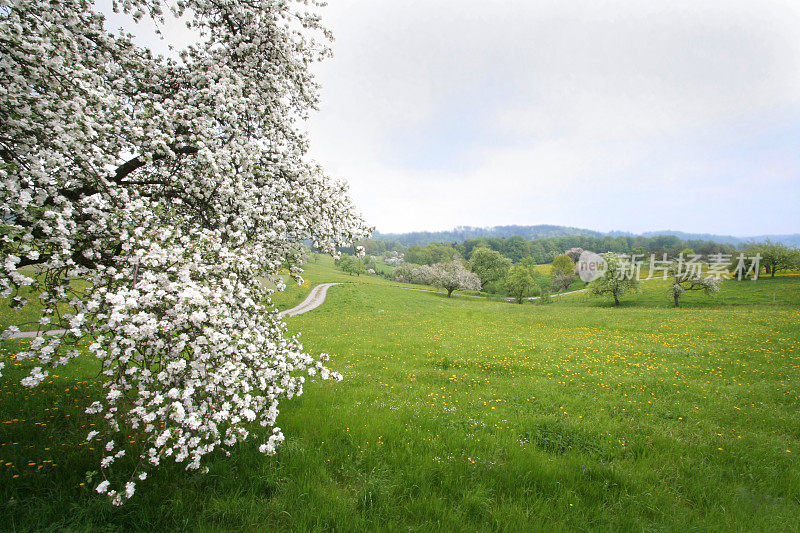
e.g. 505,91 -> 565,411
1,256 -> 799,531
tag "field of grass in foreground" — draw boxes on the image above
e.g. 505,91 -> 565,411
1,256 -> 799,531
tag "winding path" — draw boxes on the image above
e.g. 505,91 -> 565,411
7,282 -> 343,339
278,282 -> 343,318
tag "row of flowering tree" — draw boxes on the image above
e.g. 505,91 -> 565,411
0,0 -> 369,504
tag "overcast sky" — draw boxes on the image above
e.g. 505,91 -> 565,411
98,0 -> 800,236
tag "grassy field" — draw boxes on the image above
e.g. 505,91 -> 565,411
1,256 -> 799,530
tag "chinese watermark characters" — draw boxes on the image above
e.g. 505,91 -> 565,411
586,252 -> 761,281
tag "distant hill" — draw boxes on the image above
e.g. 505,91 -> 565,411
373,225 -> 605,246
633,230 -> 800,247
374,225 -> 800,247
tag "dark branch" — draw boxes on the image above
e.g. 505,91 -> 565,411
114,146 -> 199,183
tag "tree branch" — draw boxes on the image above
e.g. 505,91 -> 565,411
114,146 -> 199,183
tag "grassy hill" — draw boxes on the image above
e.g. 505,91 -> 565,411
2,256 -> 799,530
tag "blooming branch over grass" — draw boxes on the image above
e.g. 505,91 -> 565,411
0,0 -> 369,504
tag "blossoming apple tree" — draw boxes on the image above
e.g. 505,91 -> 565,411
0,0 -> 369,504
412,261 -> 481,297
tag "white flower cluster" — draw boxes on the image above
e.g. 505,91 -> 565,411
383,251 -> 405,266
1,0 -> 369,504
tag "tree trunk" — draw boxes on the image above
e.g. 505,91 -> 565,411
613,293 -> 620,306
447,288 -> 454,297
673,293 -> 680,307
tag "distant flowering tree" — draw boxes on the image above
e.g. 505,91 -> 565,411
383,251 -> 405,266
412,261 -> 481,297
589,253 -> 638,306
411,264 -> 439,286
0,0 -> 369,504
667,262 -> 720,307
392,262 -> 417,283
564,247 -> 584,262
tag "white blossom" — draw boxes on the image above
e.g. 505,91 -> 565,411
1,0 -> 370,504
411,261 -> 481,297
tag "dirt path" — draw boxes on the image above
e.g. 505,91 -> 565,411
278,282 -> 343,318
7,282 -> 344,339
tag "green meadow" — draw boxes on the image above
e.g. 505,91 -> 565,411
1,256 -> 799,531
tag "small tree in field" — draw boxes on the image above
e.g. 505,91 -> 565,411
469,247 -> 511,293
589,253 -> 638,306
504,264 -> 538,303
752,243 -> 799,277
410,264 -> 439,286
337,255 -> 366,276
438,262 -> 482,297
393,262 -> 417,283
551,254 -> 576,291
552,271 -> 577,292
414,262 -> 480,297
667,262 -> 720,307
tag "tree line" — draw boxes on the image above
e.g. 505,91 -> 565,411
337,240 -> 799,303
344,233 -> 744,266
